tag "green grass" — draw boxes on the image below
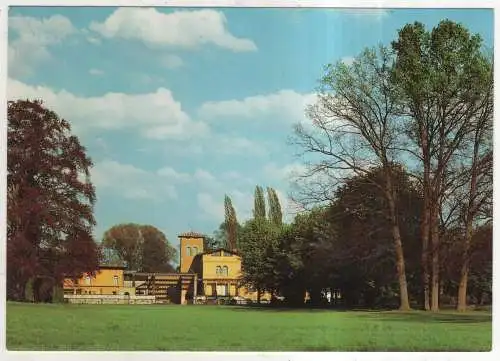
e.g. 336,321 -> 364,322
6,302 -> 492,351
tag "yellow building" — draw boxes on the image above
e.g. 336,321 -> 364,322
63,265 -> 135,296
179,231 -> 269,302
62,231 -> 270,304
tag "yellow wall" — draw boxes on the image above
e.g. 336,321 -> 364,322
201,250 -> 242,279
179,236 -> 204,273
63,268 -> 125,295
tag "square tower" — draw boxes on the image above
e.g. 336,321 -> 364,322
179,232 -> 205,273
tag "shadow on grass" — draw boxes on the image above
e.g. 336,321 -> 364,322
224,304 -> 492,324
356,311 -> 492,324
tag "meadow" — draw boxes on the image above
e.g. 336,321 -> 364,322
6,302 -> 492,351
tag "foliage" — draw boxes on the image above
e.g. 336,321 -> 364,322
253,186 -> 266,220
102,223 -> 176,272
7,100 -> 99,302
224,195 -> 239,250
267,187 -> 283,226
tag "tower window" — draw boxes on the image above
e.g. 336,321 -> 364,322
186,246 -> 192,256
222,266 -> 229,276
113,275 -> 119,286
193,246 -> 198,255
216,266 -> 222,275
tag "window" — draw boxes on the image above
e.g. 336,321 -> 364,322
222,266 -> 229,276
216,266 -> 222,275
113,275 -> 119,286
84,275 -> 91,285
186,246 -> 192,256
193,246 -> 198,255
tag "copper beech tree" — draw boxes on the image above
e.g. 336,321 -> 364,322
7,100 -> 99,301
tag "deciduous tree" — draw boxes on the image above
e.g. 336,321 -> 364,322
7,100 -> 99,301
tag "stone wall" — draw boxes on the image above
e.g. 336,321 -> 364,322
64,294 -> 156,305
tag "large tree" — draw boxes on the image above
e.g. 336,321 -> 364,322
392,20 -> 492,311
102,223 -> 176,272
7,100 -> 99,301
293,46 -> 412,310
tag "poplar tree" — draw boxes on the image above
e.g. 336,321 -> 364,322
253,186 -> 266,220
224,195 -> 238,250
267,187 -> 283,227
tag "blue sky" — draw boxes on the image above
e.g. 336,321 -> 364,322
7,7 -> 493,262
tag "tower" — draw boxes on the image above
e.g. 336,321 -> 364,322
179,231 -> 204,273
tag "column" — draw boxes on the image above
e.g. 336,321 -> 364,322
193,274 -> 198,305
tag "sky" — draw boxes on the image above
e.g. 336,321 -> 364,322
6,6 -> 494,262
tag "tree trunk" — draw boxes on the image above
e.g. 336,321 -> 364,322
385,178 -> 411,311
421,123 -> 431,311
430,202 -> 440,312
457,220 -> 474,312
421,196 -> 431,311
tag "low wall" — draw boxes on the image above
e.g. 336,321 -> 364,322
64,294 -> 156,305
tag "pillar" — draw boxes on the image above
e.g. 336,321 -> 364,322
181,289 -> 187,305
193,274 -> 198,305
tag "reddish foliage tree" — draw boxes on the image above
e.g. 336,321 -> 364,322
7,99 -> 99,301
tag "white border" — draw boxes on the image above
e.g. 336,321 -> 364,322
0,1 -> 498,361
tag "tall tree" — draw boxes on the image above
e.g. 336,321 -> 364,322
7,100 -> 99,301
253,186 -> 266,220
293,46 -> 412,310
102,223 -> 176,272
267,187 -> 283,227
224,195 -> 238,250
392,20 -> 492,311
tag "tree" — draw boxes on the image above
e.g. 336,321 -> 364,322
328,166 -> 423,308
292,46 -> 412,310
267,187 -> 283,227
140,225 -> 177,273
239,218 -> 280,302
253,186 -> 266,220
224,195 -> 238,250
7,100 -> 99,301
102,223 -> 176,272
392,20 -> 492,311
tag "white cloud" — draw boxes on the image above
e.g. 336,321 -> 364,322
161,54 -> 184,69
7,78 -> 209,140
156,167 -> 190,182
197,193 -> 225,222
199,90 -> 317,124
9,15 -> 76,77
89,68 -> 104,76
337,8 -> 390,19
89,8 -> 257,52
341,56 -> 355,65
91,160 -> 178,201
263,162 -> 308,182
196,189 -> 253,223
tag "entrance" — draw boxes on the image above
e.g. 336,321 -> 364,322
216,284 -> 228,296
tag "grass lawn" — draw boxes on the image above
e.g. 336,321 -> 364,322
6,302 -> 492,351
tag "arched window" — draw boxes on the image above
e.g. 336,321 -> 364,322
84,275 -> 91,285
193,246 -> 198,255
113,275 -> 119,286
216,266 -> 222,275
222,266 -> 228,276
186,246 -> 192,256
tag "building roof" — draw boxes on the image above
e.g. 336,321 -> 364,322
203,248 -> 240,256
178,231 -> 206,238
